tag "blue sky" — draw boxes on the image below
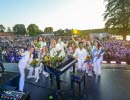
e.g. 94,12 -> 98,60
0,0 -> 105,31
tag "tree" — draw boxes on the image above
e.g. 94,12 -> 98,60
13,24 -> 26,35
104,0 -> 130,40
54,29 -> 64,36
0,25 -> 6,32
27,24 -> 43,36
44,27 -> 53,33
64,29 -> 72,36
7,27 -> 12,32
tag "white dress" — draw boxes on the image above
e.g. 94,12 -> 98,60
50,47 -> 57,57
35,52 -> 49,82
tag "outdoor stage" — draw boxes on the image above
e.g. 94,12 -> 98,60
23,64 -> 130,100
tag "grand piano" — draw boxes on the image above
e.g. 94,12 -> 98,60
44,56 -> 77,90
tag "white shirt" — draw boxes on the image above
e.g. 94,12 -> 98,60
73,48 -> 87,61
56,42 -> 65,57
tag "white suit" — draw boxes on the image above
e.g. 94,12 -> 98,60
92,46 -> 98,73
92,46 -> 104,75
18,51 -> 34,91
73,48 -> 87,71
56,42 -> 65,57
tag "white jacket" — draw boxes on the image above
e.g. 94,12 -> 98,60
19,51 -> 33,68
73,48 -> 87,61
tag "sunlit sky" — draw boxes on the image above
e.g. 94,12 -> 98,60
0,0 -> 105,31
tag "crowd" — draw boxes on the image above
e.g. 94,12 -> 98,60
102,39 -> 130,64
0,36 -> 130,64
0,36 -> 71,63
0,36 -> 34,63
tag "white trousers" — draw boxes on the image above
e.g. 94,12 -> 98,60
34,63 -> 42,79
77,60 -> 86,71
35,63 -> 49,79
93,57 -> 97,73
18,63 -> 34,91
93,57 -> 103,75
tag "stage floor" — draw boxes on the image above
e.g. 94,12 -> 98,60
24,65 -> 130,100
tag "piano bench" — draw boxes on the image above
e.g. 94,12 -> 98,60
71,70 -> 86,95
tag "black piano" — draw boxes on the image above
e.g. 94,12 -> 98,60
44,56 -> 77,90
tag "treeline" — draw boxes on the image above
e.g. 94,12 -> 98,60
0,24 -> 74,36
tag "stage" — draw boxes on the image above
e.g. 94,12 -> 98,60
23,64 -> 130,100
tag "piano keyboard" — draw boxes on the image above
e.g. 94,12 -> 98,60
59,60 -> 77,72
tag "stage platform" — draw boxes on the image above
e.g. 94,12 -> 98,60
23,64 -> 130,100
0,72 -> 19,93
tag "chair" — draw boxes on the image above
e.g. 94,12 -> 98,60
71,70 -> 86,96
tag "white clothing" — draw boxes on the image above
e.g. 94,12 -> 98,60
39,41 -> 46,50
56,42 -> 65,57
92,46 -> 98,57
18,51 -> 34,91
93,47 -> 104,75
95,57 -> 103,75
68,47 -> 73,55
73,48 -> 87,70
2,50 -> 6,55
35,52 -> 49,81
50,47 -> 57,57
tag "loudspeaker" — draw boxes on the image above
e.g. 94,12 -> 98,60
3,63 -> 19,73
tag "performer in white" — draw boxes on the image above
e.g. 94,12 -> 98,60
93,40 -> 104,76
37,36 -> 46,50
86,41 -> 94,76
73,42 -> 87,71
35,46 -> 49,82
50,39 -> 57,57
67,41 -> 76,72
18,46 -> 34,91
56,37 -> 65,57
33,36 -> 46,58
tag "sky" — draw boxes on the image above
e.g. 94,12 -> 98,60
0,0 -> 106,31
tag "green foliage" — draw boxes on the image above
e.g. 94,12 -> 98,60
54,29 -> 73,36
104,0 -> 130,40
0,24 -> 6,32
7,27 -> 12,32
54,29 -> 64,36
27,24 -> 43,36
64,29 -> 72,36
13,24 -> 26,35
44,27 -> 53,33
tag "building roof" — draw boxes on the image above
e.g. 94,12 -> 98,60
0,32 -> 15,37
